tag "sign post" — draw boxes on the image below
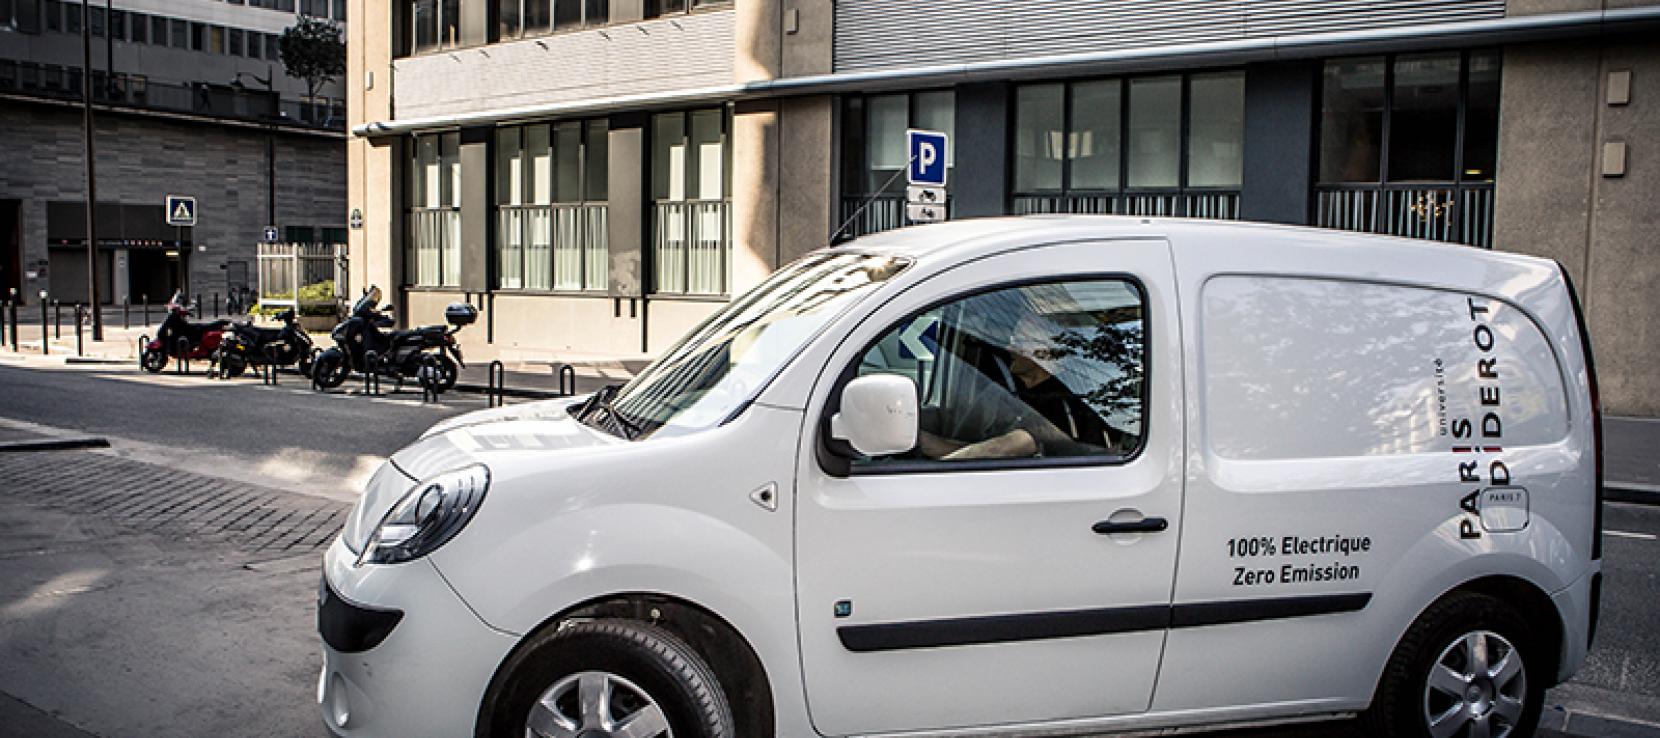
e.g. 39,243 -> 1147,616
167,195 -> 196,296
905,129 -> 949,225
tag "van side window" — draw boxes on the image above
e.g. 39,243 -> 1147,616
853,279 -> 1146,467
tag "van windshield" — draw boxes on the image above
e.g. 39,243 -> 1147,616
601,252 -> 910,440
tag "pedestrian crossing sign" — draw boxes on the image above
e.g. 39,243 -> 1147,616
165,195 -> 197,227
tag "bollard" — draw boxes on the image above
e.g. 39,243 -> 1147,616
421,355 -> 442,403
75,305 -> 84,357
123,298 -> 129,330
8,298 -> 16,352
487,360 -> 505,408
53,300 -> 61,339
137,334 -> 149,369
142,294 -> 149,325
363,351 -> 379,395
195,294 -> 202,315
212,292 -> 220,318
39,297 -> 48,356
556,363 -> 577,396
263,344 -> 280,386
0,300 -> 8,349
176,336 -> 190,375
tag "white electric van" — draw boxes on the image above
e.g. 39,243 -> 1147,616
318,216 -> 1601,738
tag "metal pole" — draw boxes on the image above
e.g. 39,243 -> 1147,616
122,297 -> 128,329
9,291 -> 17,351
81,0 -> 104,342
75,305 -> 84,357
54,300 -> 61,338
141,293 -> 148,324
39,295 -> 48,356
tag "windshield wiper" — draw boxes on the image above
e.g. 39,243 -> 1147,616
579,385 -> 643,440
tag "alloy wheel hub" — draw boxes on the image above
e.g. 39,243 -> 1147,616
1424,630 -> 1525,738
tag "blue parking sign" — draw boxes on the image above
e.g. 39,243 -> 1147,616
907,129 -> 948,187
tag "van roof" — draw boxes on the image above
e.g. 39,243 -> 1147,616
841,215 -> 1556,274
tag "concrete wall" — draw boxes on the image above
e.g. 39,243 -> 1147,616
1494,36 -> 1660,415
0,101 -> 345,305
347,0 -> 398,313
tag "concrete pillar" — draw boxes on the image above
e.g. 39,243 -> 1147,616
778,96 -> 835,263
460,0 -> 489,47
735,0 -> 782,83
1240,61 -> 1316,225
610,0 -> 644,23
953,82 -> 1010,219
458,128 -> 492,293
607,113 -> 647,299
112,249 -> 129,304
732,100 -> 780,294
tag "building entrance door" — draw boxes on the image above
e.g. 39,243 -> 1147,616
0,200 -> 19,303
128,249 -> 181,304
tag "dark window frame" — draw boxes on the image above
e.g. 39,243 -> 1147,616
1008,69 -> 1244,217
1317,49 -> 1499,188
817,272 -> 1152,478
492,118 -> 612,292
649,106 -> 733,296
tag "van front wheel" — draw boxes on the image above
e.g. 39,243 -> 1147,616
1361,592 -> 1542,738
479,619 -> 733,738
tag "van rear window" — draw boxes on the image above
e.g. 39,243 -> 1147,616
1201,276 -> 1567,460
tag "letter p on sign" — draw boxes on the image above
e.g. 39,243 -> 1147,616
907,129 -> 948,187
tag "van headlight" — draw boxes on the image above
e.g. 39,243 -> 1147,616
356,464 -> 490,566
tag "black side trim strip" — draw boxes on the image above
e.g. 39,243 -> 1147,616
1169,592 -> 1371,629
837,593 -> 1370,653
839,605 -> 1170,653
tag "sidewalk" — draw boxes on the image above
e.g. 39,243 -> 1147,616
1605,416 -> 1660,504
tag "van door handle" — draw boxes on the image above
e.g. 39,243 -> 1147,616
1092,517 -> 1168,535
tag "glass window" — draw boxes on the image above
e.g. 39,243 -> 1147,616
130,12 -> 147,43
554,0 -> 581,29
408,132 -> 462,287
554,122 -> 582,201
45,0 -> 60,32
110,10 -> 125,40
191,22 -> 206,51
606,253 -> 911,440
441,0 -> 459,46
1013,84 -> 1064,193
248,30 -> 261,58
334,0 -> 347,21
171,19 -> 187,48
644,0 -> 685,18
229,28 -> 243,56
1187,71 -> 1244,188
1462,50 -> 1501,182
1127,76 -> 1180,188
863,94 -> 908,194
412,0 -> 437,51
854,279 -> 1145,467
652,109 -> 730,294
210,26 -> 226,54
526,0 -> 551,34
498,0 -> 521,38
64,3 -> 78,33
585,120 -> 609,201
1318,57 -> 1386,183
586,0 -> 608,26
88,6 -> 103,36
1070,80 -> 1121,190
495,120 -> 609,291
1388,52 -> 1460,182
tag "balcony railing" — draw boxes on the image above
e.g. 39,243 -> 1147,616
497,203 -> 609,291
653,200 -> 731,296
1314,184 -> 1495,248
0,59 -> 345,131
409,208 -> 461,287
1011,190 -> 1241,219
650,199 -> 730,295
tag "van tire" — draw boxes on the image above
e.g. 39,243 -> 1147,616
1360,592 -> 1542,738
479,619 -> 733,738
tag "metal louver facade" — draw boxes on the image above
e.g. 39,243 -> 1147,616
833,0 -> 1508,73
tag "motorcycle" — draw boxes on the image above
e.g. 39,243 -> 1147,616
212,308 -> 315,379
309,287 -> 476,393
141,291 -> 230,373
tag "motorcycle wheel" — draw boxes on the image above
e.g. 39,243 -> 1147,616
436,354 -> 459,392
312,353 -> 349,390
140,347 -> 167,374
296,352 -> 314,379
220,354 -> 248,379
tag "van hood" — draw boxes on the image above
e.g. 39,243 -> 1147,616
344,399 -> 622,556
395,395 -> 621,480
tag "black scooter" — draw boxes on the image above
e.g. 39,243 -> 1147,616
310,288 -> 475,393
212,308 -> 315,379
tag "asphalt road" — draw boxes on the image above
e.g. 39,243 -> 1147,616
0,357 -> 1655,737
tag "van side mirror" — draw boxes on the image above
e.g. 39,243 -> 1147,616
830,374 -> 919,457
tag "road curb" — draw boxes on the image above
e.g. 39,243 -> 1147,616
451,382 -> 573,400
1607,481 -> 1660,506
1543,706 -> 1660,737
63,357 -> 131,365
0,437 -> 111,453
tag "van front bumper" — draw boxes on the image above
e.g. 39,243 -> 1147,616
318,536 -> 519,738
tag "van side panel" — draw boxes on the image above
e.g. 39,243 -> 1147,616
1155,231 -> 1595,715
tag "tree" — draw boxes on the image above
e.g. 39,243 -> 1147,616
277,15 -> 346,102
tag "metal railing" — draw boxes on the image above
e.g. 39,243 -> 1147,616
497,203 -> 609,291
0,61 -> 346,132
409,208 -> 462,287
258,242 -> 349,314
1010,190 -> 1241,219
653,200 -> 730,296
1314,184 -> 1495,248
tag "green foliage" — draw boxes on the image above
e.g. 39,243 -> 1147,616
251,281 -> 340,318
277,16 -> 346,101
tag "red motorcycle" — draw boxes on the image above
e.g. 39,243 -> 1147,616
140,291 -> 230,373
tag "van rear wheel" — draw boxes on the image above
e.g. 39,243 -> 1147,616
1361,592 -> 1542,738
479,619 -> 733,738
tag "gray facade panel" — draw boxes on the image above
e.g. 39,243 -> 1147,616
834,0 -> 1507,73
391,11 -> 736,120
1240,61 -> 1316,225
951,82 -> 1010,219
